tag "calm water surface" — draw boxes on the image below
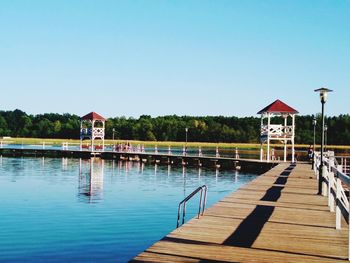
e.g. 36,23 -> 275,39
0,157 -> 258,262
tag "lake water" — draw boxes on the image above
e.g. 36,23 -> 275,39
0,157 -> 258,262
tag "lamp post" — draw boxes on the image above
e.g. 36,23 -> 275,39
312,116 -> 317,170
314,87 -> 333,195
324,124 -> 328,150
112,128 -> 115,141
185,127 -> 188,156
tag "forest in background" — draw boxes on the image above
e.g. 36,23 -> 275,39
0,109 -> 349,145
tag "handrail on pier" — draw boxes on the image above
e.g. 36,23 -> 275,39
177,185 -> 207,228
313,151 -> 350,259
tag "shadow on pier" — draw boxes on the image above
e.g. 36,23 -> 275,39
223,164 -> 295,247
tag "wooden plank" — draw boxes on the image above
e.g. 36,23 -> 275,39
132,163 -> 349,262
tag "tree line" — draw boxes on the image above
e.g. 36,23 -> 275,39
0,109 -> 349,145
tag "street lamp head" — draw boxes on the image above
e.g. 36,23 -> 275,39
185,128 -> 188,132
314,87 -> 333,103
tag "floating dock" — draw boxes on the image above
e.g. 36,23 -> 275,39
132,163 -> 348,262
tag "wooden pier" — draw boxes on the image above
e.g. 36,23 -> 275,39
132,163 -> 349,262
0,147 -> 277,173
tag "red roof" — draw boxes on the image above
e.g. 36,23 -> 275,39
257,99 -> 298,114
81,112 -> 106,121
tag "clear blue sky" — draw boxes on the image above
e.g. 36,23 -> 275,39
0,0 -> 349,118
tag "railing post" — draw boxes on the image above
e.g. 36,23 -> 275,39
202,186 -> 207,215
328,171 -> 335,212
337,164 -> 343,174
314,153 -> 319,177
322,165 -> 328,196
345,158 -> 348,175
168,146 -> 171,155
177,204 -> 181,228
336,176 -> 342,230
182,202 -> 186,225
198,189 -> 203,218
216,146 -> 220,158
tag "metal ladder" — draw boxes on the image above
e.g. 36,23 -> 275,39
176,185 -> 208,228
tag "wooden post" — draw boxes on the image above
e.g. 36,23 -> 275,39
102,121 -> 105,151
284,140 -> 287,162
336,177 -> 342,229
284,116 -> 287,162
91,121 -> 95,152
322,165 -> 328,196
328,171 -> 335,212
267,113 -> 270,162
292,114 -> 295,163
80,121 -> 82,151
345,158 -> 348,174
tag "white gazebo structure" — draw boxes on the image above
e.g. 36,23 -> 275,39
80,112 -> 106,151
257,100 -> 298,162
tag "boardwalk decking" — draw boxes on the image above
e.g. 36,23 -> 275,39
132,163 -> 349,262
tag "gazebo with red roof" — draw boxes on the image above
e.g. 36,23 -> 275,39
257,99 -> 298,162
80,112 -> 106,151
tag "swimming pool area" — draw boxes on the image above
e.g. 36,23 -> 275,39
0,157 -> 258,262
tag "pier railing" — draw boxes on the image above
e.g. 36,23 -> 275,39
177,185 -> 207,228
313,151 -> 350,259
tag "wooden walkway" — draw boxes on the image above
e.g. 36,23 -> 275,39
132,163 -> 349,262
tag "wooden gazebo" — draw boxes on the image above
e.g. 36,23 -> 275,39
257,100 -> 298,162
80,112 -> 106,151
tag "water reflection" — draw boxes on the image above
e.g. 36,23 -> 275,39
183,166 -> 187,197
167,165 -> 171,177
77,158 -> 250,204
62,157 -> 68,170
78,158 -> 104,203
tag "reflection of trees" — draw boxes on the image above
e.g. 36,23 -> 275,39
78,158 -> 104,203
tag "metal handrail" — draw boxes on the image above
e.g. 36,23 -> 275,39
176,185 -> 208,228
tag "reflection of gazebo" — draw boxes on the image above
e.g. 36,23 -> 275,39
78,158 -> 104,203
80,112 -> 106,151
257,100 -> 298,162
